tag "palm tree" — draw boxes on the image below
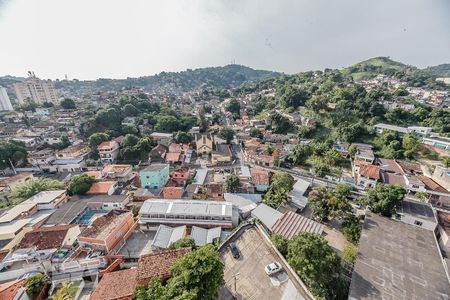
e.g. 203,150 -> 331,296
50,281 -> 77,300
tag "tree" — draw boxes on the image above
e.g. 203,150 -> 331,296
198,107 -> 208,131
0,140 -> 28,168
122,103 -> 138,117
334,183 -> 352,200
288,143 -> 312,165
442,156 -> 450,168
175,131 -> 193,144
268,112 -> 292,134
288,233 -> 341,298
50,281 -> 77,300
122,134 -> 139,147
358,183 -> 406,217
24,273 -> 48,299
68,174 -> 95,195
249,127 -> 262,139
342,214 -> 361,244
402,133 -> 419,159
271,234 -> 288,257
60,98 -> 76,109
224,174 -> 240,193
306,95 -> 328,112
134,279 -> 167,300
308,187 -> 351,222
263,186 -> 288,209
279,87 -> 309,109
342,244 -> 358,265
169,237 -> 196,250
218,127 -> 234,144
225,98 -> 240,116
10,178 -> 64,201
154,115 -> 182,133
88,132 -> 110,149
270,172 -> 295,192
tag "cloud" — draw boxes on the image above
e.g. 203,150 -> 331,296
0,0 -> 449,79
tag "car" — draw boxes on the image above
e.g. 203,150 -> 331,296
228,242 -> 240,259
264,262 -> 282,276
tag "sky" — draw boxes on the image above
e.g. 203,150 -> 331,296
0,0 -> 449,80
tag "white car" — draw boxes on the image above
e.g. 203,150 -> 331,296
264,262 -> 282,276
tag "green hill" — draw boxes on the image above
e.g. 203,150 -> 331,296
423,64 -> 450,77
342,56 -> 415,80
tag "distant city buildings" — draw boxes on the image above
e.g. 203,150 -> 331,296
0,86 -> 13,111
13,71 -> 59,104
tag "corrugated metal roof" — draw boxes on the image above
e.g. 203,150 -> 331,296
251,204 -> 283,229
151,225 -> 186,249
271,211 -> 323,239
190,226 -> 221,246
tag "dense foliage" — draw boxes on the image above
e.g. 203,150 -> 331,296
24,273 -> 48,298
224,174 -> 240,193
68,174 -> 95,195
10,178 -> 64,201
0,140 -> 28,168
358,183 -> 406,217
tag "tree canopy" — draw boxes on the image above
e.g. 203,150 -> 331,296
60,98 -> 76,109
224,174 -> 240,193
0,140 -> 28,168
68,174 -> 95,195
358,183 -> 406,217
10,178 -> 64,201
218,127 -> 234,144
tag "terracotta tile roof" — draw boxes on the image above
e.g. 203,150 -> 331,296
80,211 -> 131,240
166,152 -> 182,162
16,224 -> 78,250
137,247 -> 191,284
98,141 -> 118,150
90,268 -> 137,300
162,187 -> 184,199
150,144 -> 168,156
102,164 -> 131,174
358,164 -> 380,180
418,176 -> 448,193
377,158 -> 403,174
353,160 -> 370,167
86,181 -> 117,195
207,183 -> 224,195
271,211 -> 323,239
251,168 -> 270,186
0,279 -> 25,300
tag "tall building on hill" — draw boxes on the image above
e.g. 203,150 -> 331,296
0,86 -> 13,111
14,71 -> 59,104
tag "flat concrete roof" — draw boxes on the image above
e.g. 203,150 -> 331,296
349,212 -> 450,299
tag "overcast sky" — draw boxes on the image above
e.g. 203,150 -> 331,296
0,0 -> 449,80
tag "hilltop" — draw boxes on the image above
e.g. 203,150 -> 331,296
341,56 -> 416,80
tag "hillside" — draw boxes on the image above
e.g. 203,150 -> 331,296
423,64 -> 450,77
53,65 -> 282,95
341,56 -> 415,80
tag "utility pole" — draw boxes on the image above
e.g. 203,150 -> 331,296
232,272 -> 240,297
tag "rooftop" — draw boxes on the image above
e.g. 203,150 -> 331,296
251,203 -> 283,229
271,211 -> 324,239
151,225 -> 186,249
358,164 -> 380,180
250,168 -> 270,186
90,268 -> 137,300
97,140 -> 119,150
437,211 -> 450,236
139,199 -> 233,217
23,190 -> 66,205
86,181 -> 117,195
137,247 -> 191,283
190,226 -> 221,246
79,211 -> 131,240
349,213 -> 450,299
16,224 -> 78,250
141,163 -> 169,172
102,164 -> 131,174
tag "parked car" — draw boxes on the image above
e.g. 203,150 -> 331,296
264,262 -> 282,276
228,242 -> 240,259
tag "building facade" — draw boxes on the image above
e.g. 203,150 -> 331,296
0,86 -> 13,111
14,72 -> 58,104
139,164 -> 169,190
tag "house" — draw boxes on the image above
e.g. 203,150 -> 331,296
22,190 -> 67,210
423,135 -> 450,152
77,211 -> 136,254
349,212 -> 450,299
289,178 -> 310,211
190,226 -> 221,246
55,144 -> 89,159
205,183 -> 224,200
102,164 -> 133,183
211,144 -> 232,165
195,134 -> 214,156
15,224 -> 80,256
149,144 -> 168,162
90,268 -> 137,300
86,181 -> 118,195
397,199 -> 437,231
436,211 -> 450,255
138,199 -> 236,230
161,187 -> 184,199
165,152 -> 183,164
224,193 -> 261,218
139,164 -> 169,190
271,211 -> 324,239
353,143 -> 375,164
136,247 -> 191,285
0,279 -> 26,300
432,166 -> 450,191
98,140 -> 120,164
28,148 -> 55,171
250,168 -> 270,192
151,225 -> 187,249
150,132 -> 173,146
170,168 -> 190,185
353,161 -> 380,188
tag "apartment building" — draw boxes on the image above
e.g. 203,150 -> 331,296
0,86 -> 13,111
14,72 -> 58,104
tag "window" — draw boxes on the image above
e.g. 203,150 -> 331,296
414,220 -> 423,226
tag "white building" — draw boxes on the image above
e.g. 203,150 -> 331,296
0,86 -> 13,111
14,72 -> 59,104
